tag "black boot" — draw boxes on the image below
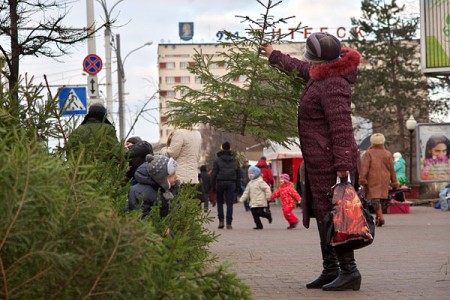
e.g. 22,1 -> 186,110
306,242 -> 339,289
322,249 -> 361,291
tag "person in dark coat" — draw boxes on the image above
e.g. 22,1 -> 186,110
125,137 -> 154,184
240,160 -> 251,211
126,154 -> 179,219
211,141 -> 241,229
66,102 -> 121,162
198,165 -> 212,212
261,32 -> 362,291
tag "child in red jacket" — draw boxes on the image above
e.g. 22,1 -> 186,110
271,174 -> 302,229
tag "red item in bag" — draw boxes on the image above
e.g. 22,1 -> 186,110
330,181 -> 374,247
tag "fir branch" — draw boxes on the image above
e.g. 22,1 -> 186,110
0,152 -> 31,252
0,256 -> 8,300
8,266 -> 53,295
82,229 -> 122,300
48,265 -> 83,300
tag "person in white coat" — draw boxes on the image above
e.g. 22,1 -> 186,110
239,166 -> 273,229
160,128 -> 202,185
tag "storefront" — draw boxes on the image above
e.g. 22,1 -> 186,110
263,140 -> 303,187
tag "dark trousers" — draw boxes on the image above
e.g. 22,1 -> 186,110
141,198 -> 169,219
216,181 -> 236,225
251,207 -> 271,228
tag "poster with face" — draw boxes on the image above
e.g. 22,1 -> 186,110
179,22 -> 194,41
416,123 -> 450,182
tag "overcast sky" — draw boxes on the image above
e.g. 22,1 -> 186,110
19,0 -> 419,144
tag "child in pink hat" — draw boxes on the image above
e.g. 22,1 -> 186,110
271,174 -> 302,229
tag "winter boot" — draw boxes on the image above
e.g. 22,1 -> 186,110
218,221 -> 224,229
306,242 -> 339,289
322,249 -> 361,291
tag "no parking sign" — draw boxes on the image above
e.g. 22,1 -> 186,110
83,54 -> 103,75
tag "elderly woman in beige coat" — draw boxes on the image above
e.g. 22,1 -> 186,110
160,128 -> 202,185
358,133 -> 399,227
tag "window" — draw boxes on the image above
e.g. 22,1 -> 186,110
195,76 -> 203,84
180,76 -> 190,83
180,62 -> 189,69
167,90 -> 175,97
165,77 -> 175,84
166,62 -> 175,69
233,75 -> 247,82
160,116 -> 168,123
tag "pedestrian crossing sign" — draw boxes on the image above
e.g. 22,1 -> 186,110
59,87 -> 87,115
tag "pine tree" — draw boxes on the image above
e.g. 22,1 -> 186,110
349,0 -> 449,152
0,79 -> 252,299
166,0 -> 305,147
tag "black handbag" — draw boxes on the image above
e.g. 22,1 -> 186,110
323,176 -> 375,251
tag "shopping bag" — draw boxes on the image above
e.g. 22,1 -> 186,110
209,191 -> 217,206
323,176 -> 375,251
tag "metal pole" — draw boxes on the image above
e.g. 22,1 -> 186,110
409,130 -> 413,183
86,0 -> 97,105
116,34 -> 125,140
105,25 -> 113,121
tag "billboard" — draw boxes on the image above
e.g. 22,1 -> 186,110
179,22 -> 194,41
416,123 -> 450,182
420,0 -> 450,74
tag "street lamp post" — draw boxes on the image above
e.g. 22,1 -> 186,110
115,34 -> 153,140
406,115 -> 417,183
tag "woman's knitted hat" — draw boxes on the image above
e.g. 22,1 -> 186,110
370,133 -> 386,145
280,173 -> 290,182
146,154 -> 177,191
303,32 -> 341,63
248,165 -> 261,178
126,136 -> 142,145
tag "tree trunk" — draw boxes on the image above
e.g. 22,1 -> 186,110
9,0 -> 20,116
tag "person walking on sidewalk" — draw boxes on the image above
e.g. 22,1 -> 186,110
256,156 -> 274,189
240,166 -> 272,229
359,133 -> 399,227
260,32 -> 362,291
198,165 -> 212,213
211,141 -> 241,229
240,159 -> 251,211
271,173 -> 301,229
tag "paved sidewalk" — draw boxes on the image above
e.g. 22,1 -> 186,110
205,204 -> 450,300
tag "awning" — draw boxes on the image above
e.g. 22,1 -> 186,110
263,139 -> 302,161
266,152 -> 303,160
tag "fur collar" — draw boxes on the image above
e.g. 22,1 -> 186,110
368,144 -> 385,150
309,48 -> 361,81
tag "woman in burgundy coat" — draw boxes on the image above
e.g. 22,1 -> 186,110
260,32 -> 361,291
